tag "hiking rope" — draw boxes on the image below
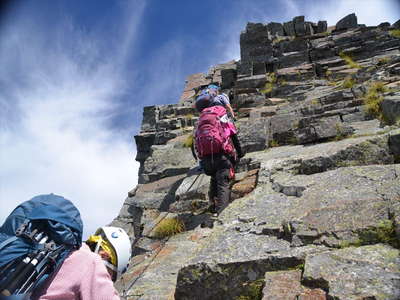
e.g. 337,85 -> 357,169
185,173 -> 202,195
120,212 -> 173,299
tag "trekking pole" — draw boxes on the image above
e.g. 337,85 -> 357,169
183,171 -> 202,195
0,232 -> 46,294
1,239 -> 53,296
1,250 -> 48,296
18,245 -> 64,294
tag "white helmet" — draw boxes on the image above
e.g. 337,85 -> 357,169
95,226 -> 132,277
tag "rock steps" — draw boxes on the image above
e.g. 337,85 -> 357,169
113,14 -> 400,300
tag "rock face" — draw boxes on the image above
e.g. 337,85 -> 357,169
112,13 -> 400,300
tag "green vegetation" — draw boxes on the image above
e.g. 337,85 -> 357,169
332,123 -> 348,141
272,36 -> 287,44
269,139 -> 280,147
261,72 -> 277,95
183,134 -> 194,148
288,263 -> 305,272
377,57 -> 390,65
389,29 -> 400,38
311,99 -> 320,105
185,113 -> 194,120
342,76 -> 356,89
236,279 -> 264,300
339,51 -> 361,69
153,217 -> 185,238
288,136 -> 299,145
340,220 -> 399,249
363,81 -> 389,120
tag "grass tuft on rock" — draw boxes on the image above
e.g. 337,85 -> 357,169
342,76 -> 355,89
269,139 -> 280,147
153,217 -> 185,238
183,134 -> 194,148
339,52 -> 361,69
363,81 -> 389,120
389,29 -> 400,38
261,72 -> 277,95
236,279 -> 264,300
340,220 -> 399,249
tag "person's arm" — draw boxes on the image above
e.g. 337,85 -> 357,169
231,134 -> 244,159
220,93 -> 235,119
80,251 -> 120,300
226,103 -> 235,119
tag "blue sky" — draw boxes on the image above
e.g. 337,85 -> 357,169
1,0 -> 399,237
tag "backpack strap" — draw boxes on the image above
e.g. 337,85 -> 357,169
0,236 -> 18,251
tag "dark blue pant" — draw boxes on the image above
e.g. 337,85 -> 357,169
201,154 -> 232,214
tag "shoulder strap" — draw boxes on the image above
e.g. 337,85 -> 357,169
0,236 -> 18,251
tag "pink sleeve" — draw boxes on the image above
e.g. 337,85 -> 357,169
79,254 -> 120,300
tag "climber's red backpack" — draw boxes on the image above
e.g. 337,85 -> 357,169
195,106 -> 234,159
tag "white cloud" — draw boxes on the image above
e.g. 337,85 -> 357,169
305,0 -> 399,26
0,1 -> 145,238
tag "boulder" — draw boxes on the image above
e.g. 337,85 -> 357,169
237,118 -> 270,152
262,270 -> 327,299
140,144 -> 195,183
293,16 -> 306,37
283,21 -> 295,36
392,19 -> 400,29
266,22 -> 284,39
303,245 -> 400,299
316,20 -> 327,33
335,13 -> 358,31
220,68 -> 237,89
381,93 -> 400,125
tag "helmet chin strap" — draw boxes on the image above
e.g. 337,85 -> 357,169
94,239 -> 118,272
103,260 -> 117,272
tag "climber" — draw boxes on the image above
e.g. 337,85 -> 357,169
33,226 -> 131,300
195,84 -> 236,120
192,105 -> 244,217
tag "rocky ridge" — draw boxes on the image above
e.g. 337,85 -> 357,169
112,14 -> 400,300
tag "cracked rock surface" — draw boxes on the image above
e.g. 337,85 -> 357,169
112,14 -> 400,300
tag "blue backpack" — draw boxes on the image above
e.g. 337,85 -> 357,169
0,194 -> 83,298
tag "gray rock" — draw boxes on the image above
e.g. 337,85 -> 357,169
238,118 -> 270,153
220,68 -> 237,89
283,21 -> 295,36
303,245 -> 400,299
336,13 -> 358,31
388,128 -> 400,158
304,22 -> 314,36
117,232 -> 205,300
378,22 -> 391,29
175,241 -> 325,300
316,20 -> 327,33
270,114 -> 301,145
279,38 -> 308,53
235,74 -> 267,89
140,105 -> 159,132
278,51 -> 309,68
140,144 -> 195,183
293,16 -> 306,37
267,22 -> 284,39
174,172 -> 210,203
381,93 -> 400,125
392,19 -> 400,29
233,93 -> 267,109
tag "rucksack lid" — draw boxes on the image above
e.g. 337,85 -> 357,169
0,194 -> 83,296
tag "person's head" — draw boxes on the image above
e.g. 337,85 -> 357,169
86,226 -> 131,281
207,84 -> 220,96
